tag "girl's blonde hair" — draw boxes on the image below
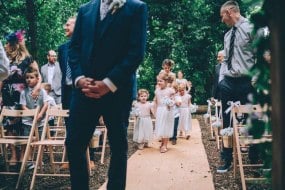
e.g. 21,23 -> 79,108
178,83 -> 186,91
158,72 -> 174,84
137,89 -> 149,100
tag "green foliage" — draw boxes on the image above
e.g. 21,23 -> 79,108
142,0 -> 227,103
0,0 -> 89,65
248,0 -> 272,179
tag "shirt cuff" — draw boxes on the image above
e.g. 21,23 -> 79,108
75,75 -> 85,88
103,78 -> 117,92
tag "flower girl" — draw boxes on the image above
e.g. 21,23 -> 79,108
177,84 -> 192,139
133,89 -> 154,150
154,73 -> 175,153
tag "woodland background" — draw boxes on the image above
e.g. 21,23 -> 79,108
0,0 -> 262,103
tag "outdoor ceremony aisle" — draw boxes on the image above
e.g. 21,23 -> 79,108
99,119 -> 215,190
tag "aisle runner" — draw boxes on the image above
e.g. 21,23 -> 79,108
99,119 -> 214,190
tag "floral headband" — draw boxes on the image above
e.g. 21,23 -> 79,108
5,30 -> 25,45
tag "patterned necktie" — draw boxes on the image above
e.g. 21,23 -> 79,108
227,26 -> 237,70
66,61 -> 72,79
100,0 -> 110,20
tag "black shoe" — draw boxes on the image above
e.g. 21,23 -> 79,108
172,139 -> 177,145
217,163 -> 231,173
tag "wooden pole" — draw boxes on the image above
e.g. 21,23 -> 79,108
270,0 -> 285,189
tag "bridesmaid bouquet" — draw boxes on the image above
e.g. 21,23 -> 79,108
162,96 -> 174,110
190,103 -> 198,113
130,107 -> 140,117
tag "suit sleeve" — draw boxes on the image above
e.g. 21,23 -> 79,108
58,45 -> 63,72
68,7 -> 84,84
106,3 -> 148,89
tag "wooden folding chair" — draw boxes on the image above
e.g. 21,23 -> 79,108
0,107 -> 40,189
29,107 -> 91,190
232,104 -> 272,190
128,115 -> 137,131
90,125 -> 108,164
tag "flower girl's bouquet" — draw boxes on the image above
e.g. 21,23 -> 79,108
162,96 -> 174,110
190,103 -> 198,113
130,107 -> 140,117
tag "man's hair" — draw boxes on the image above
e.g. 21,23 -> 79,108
24,67 -> 39,78
221,1 -> 240,13
218,50 -> 225,56
68,16 -> 77,22
162,59 -> 175,67
47,50 -> 56,56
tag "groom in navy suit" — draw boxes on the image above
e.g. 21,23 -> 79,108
66,0 -> 147,189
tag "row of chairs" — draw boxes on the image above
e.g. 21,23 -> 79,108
205,100 -> 272,190
0,106 -> 108,189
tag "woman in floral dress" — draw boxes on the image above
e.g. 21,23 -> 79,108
1,30 -> 41,164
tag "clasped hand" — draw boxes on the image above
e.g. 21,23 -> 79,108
78,77 -> 110,99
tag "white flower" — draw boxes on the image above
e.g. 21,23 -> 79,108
190,103 -> 198,113
220,127 -> 233,136
162,96 -> 174,107
108,0 -> 126,14
203,113 -> 210,119
130,107 -> 140,117
10,65 -> 22,75
212,120 -> 222,128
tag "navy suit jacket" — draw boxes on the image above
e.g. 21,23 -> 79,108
212,63 -> 221,99
58,40 -> 70,86
68,0 -> 147,99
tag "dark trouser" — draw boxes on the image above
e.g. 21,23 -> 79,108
171,117 -> 179,140
61,84 -> 73,110
218,76 -> 255,164
66,89 -> 131,190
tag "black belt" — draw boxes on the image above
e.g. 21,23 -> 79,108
224,76 -> 251,82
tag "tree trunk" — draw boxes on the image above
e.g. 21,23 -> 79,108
25,0 -> 37,59
270,0 -> 285,189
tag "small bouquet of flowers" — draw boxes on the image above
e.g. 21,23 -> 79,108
162,96 -> 174,110
130,107 -> 140,117
220,127 -> 233,136
190,103 -> 198,113
220,127 -> 233,148
212,119 -> 222,128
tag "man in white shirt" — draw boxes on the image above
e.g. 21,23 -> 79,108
40,50 -> 62,104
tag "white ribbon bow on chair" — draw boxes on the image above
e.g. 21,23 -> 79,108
225,101 -> 241,114
225,101 -> 241,128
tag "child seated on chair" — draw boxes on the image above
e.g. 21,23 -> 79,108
19,67 -> 48,163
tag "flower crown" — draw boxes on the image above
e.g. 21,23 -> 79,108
5,30 -> 25,45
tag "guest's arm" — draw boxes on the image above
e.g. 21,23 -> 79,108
0,41 -> 10,81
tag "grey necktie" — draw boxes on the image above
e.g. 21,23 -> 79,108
227,26 -> 237,70
100,0 -> 110,20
